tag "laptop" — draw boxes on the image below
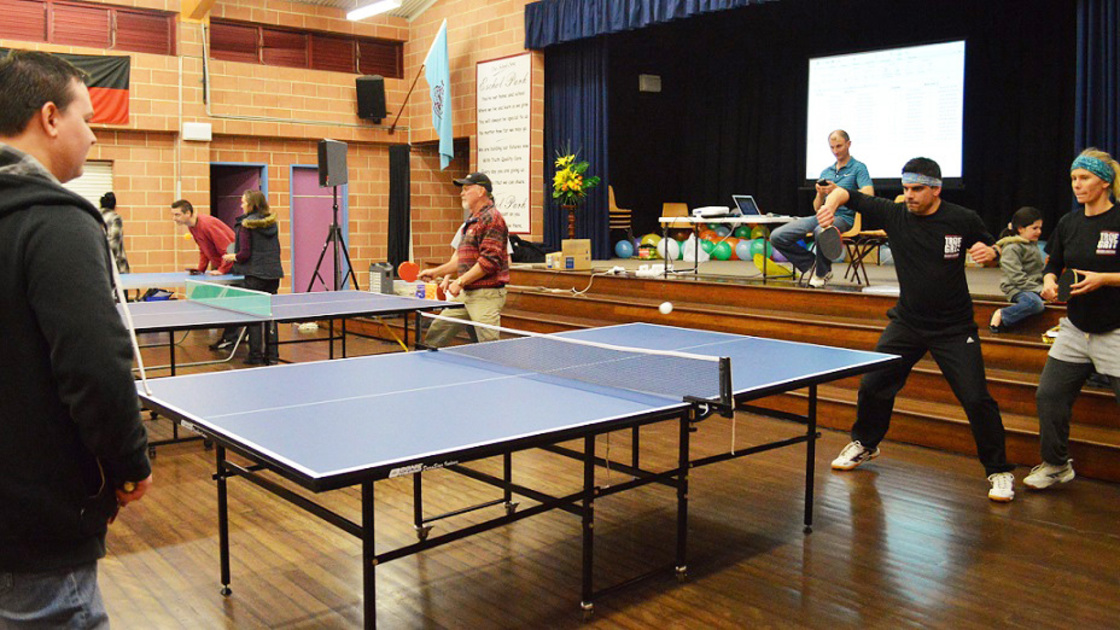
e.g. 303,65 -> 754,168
731,195 -> 762,216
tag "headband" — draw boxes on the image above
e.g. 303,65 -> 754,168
1070,155 -> 1115,183
901,172 -> 942,187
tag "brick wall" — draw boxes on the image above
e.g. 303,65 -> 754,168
1,0 -> 543,289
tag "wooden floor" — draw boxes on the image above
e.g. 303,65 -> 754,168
102,326 -> 1120,629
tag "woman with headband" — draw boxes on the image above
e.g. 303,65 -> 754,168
1025,148 -> 1120,490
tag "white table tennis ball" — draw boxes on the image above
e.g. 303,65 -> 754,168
659,301 -> 673,315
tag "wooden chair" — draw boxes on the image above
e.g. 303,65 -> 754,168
842,211 -> 888,286
608,186 -> 634,239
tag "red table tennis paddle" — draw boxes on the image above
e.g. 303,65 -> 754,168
398,261 -> 420,282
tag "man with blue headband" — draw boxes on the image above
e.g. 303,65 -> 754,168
816,157 -> 1016,502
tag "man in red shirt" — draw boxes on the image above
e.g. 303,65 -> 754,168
171,198 -> 234,275
420,172 -> 510,347
171,198 -> 239,350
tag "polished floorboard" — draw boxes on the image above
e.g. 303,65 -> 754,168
101,325 -> 1120,629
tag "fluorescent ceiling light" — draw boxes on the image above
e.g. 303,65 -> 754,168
347,0 -> 401,21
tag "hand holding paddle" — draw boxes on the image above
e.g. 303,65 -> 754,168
815,225 -> 844,261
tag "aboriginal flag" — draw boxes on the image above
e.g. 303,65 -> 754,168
1,49 -> 129,124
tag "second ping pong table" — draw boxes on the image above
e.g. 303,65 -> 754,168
122,288 -> 455,375
138,323 -> 898,628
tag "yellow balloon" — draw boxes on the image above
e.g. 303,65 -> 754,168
753,254 -> 791,276
639,233 -> 662,248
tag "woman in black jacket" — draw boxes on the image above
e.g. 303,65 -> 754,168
223,189 -> 283,364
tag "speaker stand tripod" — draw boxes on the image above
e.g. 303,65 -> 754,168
306,185 -> 360,292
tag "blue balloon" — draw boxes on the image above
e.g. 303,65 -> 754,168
734,239 -> 752,261
615,240 -> 635,258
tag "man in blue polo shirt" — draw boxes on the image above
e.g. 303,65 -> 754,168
771,129 -> 873,287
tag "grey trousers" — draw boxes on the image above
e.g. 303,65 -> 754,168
1036,357 -> 1120,465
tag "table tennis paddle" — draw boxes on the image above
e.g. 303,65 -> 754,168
1056,269 -> 1078,303
398,260 -> 420,282
816,225 -> 844,261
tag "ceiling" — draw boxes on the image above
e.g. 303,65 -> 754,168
287,0 -> 438,22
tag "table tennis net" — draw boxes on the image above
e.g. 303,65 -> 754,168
440,330 -> 731,407
185,279 -> 272,316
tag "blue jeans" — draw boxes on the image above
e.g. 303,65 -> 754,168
999,291 -> 1045,328
770,215 -> 852,276
0,563 -> 109,629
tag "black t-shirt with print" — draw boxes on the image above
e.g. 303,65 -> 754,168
1042,204 -> 1120,333
848,191 -> 995,333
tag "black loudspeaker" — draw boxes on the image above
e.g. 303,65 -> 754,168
318,139 -> 348,187
356,75 -> 386,122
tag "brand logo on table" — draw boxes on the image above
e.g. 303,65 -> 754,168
944,235 -> 962,259
1098,231 -> 1118,255
388,459 -> 458,478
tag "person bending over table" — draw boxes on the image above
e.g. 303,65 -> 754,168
420,172 -> 510,347
171,198 -> 241,350
0,50 -> 151,627
223,189 -> 283,365
1025,148 -> 1120,491
818,157 -> 1017,502
771,129 -> 873,288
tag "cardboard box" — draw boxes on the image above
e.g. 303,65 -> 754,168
560,239 -> 591,270
545,252 -> 563,269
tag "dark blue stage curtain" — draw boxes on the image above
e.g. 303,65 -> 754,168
1074,0 -> 1120,160
526,0 -> 771,49
544,37 -> 609,257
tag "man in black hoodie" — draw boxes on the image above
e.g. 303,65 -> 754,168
0,51 -> 151,627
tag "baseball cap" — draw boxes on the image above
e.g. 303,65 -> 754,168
453,172 -> 493,193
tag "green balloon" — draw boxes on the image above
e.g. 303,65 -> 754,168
712,241 -> 733,261
700,239 -> 716,254
733,226 -> 752,239
707,223 -> 722,231
749,238 -> 772,258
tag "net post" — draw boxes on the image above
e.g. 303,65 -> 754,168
718,357 -> 734,417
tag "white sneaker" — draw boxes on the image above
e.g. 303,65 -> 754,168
987,472 -> 1015,502
831,440 -> 879,471
1023,461 -> 1075,490
809,271 -> 833,288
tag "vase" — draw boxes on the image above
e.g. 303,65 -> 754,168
562,204 -> 577,240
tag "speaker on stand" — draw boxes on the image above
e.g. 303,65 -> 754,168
308,139 -> 360,292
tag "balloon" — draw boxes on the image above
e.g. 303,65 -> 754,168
733,226 -> 752,239
714,226 -> 732,238
656,238 -> 680,261
771,248 -> 788,263
640,233 -> 662,248
750,238 -> 772,258
734,239 -> 753,261
614,240 -> 634,258
698,229 -> 719,241
707,222 -> 722,231
700,239 -> 716,254
724,237 -> 741,260
712,241 -> 733,261
750,225 -> 771,239
754,253 -> 791,276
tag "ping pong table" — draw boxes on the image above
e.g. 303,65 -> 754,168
116,271 -> 243,293
138,323 -> 898,628
122,287 -> 454,375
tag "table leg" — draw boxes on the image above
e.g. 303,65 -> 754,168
362,481 -> 377,629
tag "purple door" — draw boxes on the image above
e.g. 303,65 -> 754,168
211,165 -> 262,228
291,166 -> 350,292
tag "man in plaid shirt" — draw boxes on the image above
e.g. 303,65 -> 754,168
420,172 -> 510,346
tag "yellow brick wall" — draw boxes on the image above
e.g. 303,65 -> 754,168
2,0 -> 543,290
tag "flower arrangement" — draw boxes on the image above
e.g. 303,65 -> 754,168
551,149 -> 601,207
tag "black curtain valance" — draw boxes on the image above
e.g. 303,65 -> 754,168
525,0 -> 773,49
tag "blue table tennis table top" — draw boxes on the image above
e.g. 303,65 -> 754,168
118,271 -> 243,291
121,290 -> 455,331
139,323 -> 896,491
